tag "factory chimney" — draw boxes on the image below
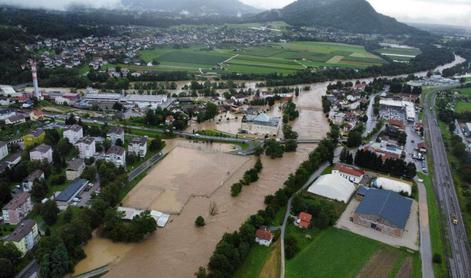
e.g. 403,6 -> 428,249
29,59 -> 40,99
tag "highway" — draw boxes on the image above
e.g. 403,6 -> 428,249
424,91 -> 471,278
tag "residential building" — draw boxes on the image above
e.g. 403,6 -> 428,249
106,145 -> 126,167
63,124 -> 83,144
332,163 -> 365,184
128,136 -> 147,158
29,144 -> 53,163
2,192 -> 33,225
23,129 -> 45,148
75,136 -> 96,159
5,114 -> 26,125
66,158 -> 85,180
5,220 -> 39,256
0,141 -> 8,160
22,170 -> 44,191
29,110 -> 44,121
294,212 -> 312,229
4,152 -> 21,168
353,188 -> 412,237
255,226 -> 273,247
240,113 -> 281,137
307,174 -> 356,203
107,127 -> 125,145
0,109 -> 16,121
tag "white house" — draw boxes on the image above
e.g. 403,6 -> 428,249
0,141 -> 8,160
22,170 -> 44,191
75,136 -> 96,159
29,144 -> 53,163
106,145 -> 126,167
128,136 -> 147,158
107,127 -> 125,145
255,227 -> 273,247
63,124 -> 83,144
332,163 -> 365,184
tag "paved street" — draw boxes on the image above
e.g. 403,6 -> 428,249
424,91 -> 471,278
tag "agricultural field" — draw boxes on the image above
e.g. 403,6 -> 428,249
137,42 -> 384,75
285,228 -> 421,278
377,47 -> 422,62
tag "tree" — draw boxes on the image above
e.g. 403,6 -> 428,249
285,235 -> 299,259
0,243 -> 21,265
433,254 -> 442,264
265,139 -> 284,159
0,181 -> 12,207
41,200 -> 60,225
195,216 -> 206,227
284,139 -> 298,152
31,180 -> 48,202
0,258 -> 14,278
36,236 -> 72,278
195,266 -> 207,278
81,166 -> 97,182
346,130 -> 362,148
115,138 -> 123,147
231,183 -> 242,197
149,137 -> 164,152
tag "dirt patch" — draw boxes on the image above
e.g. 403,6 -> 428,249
356,249 -> 401,278
326,55 -> 344,64
259,241 -> 281,278
395,257 -> 412,278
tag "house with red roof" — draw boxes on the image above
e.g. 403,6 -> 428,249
417,142 -> 427,153
255,226 -> 273,247
295,212 -> 312,229
332,163 -> 365,184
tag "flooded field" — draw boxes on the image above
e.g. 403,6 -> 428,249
123,143 -> 252,214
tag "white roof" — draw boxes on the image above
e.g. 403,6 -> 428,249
117,206 -> 170,227
0,85 -> 18,96
372,177 -> 412,196
307,174 -> 356,203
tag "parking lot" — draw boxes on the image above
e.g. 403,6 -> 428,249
335,198 -> 419,251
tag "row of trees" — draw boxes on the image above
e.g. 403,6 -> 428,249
197,125 -> 338,277
354,149 -> 417,179
282,101 -> 299,124
231,159 -> 263,197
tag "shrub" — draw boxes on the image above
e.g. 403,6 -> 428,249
195,216 -> 205,227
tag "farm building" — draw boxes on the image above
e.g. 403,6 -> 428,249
372,177 -> 411,196
307,174 -> 356,203
294,212 -> 312,229
255,226 -> 273,247
332,163 -> 365,184
353,188 -> 412,237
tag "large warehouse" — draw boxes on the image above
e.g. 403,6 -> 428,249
353,188 -> 412,237
372,177 -> 412,196
307,174 -> 356,203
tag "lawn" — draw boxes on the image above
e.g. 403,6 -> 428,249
455,101 -> 471,113
134,41 -> 384,75
457,87 -> 471,97
286,228 -> 421,278
233,242 -> 280,278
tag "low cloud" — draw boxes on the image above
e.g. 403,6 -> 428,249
0,0 -> 121,10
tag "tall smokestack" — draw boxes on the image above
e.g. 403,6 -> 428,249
30,60 -> 40,99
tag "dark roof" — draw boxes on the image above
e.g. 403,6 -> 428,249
107,145 -> 125,156
31,144 -> 51,154
30,128 -> 44,137
356,186 -> 369,196
5,152 -> 21,163
6,219 -> 36,242
355,189 -> 412,229
24,170 -> 44,182
3,192 -> 30,210
7,114 -> 25,122
55,179 -> 88,202
66,158 -> 85,171
76,136 -> 95,145
131,136 -> 147,146
0,141 -> 6,148
108,127 -> 124,135
65,124 -> 82,132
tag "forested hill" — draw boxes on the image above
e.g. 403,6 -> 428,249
254,0 -> 424,35
121,0 -> 261,16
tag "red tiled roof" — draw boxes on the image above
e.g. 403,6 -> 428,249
334,164 -> 365,177
256,228 -> 273,241
418,142 -> 427,149
298,212 -> 312,229
388,119 -> 405,129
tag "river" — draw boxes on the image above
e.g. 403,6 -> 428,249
74,54 -> 464,277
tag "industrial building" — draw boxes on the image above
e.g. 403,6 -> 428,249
307,174 -> 356,203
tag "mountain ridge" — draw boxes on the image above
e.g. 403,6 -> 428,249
254,0 -> 423,35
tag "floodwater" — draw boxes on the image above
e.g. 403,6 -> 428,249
75,55 -> 464,277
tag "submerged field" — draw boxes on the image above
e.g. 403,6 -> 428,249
376,47 -> 421,62
138,41 -> 384,75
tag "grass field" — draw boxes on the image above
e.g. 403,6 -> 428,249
377,47 -> 421,61
457,87 -> 471,97
136,42 -> 384,75
456,101 -> 471,113
286,228 -> 421,278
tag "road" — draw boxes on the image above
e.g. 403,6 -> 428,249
424,91 -> 471,278
279,147 -> 342,278
15,260 -> 38,278
416,177 -> 434,278
128,150 -> 168,181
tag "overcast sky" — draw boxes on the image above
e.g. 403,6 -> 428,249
1,0 -> 471,27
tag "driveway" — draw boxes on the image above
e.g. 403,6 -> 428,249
336,199 -> 419,251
